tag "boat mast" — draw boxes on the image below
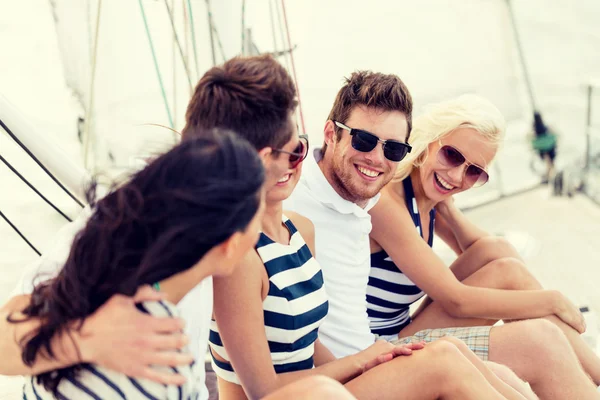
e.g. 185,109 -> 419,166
505,0 -> 538,112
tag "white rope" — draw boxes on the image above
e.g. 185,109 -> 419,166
170,0 -> 178,128
273,0 -> 291,70
268,0 -> 279,55
163,0 -> 194,92
83,0 -> 103,171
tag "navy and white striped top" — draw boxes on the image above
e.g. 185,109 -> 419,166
208,215 -> 329,384
366,177 -> 435,336
23,300 -> 201,400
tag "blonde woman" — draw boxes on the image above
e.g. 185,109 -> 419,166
368,94 -> 600,398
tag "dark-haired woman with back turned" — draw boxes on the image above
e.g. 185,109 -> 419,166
11,129 -> 266,399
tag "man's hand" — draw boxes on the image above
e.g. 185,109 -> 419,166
360,340 -> 426,373
78,286 -> 193,385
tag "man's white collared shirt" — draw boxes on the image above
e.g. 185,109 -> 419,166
284,148 -> 379,358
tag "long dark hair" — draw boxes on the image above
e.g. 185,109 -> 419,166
11,128 -> 264,394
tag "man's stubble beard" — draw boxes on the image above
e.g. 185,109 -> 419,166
331,155 -> 389,206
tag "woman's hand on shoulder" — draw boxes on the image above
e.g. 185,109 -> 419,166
79,286 -> 192,385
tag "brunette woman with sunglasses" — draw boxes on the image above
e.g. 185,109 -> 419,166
367,94 -> 600,391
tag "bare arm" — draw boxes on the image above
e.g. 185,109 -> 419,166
433,212 -> 463,256
370,188 -> 584,333
313,338 -> 337,366
0,287 -> 192,384
213,249 -> 368,400
213,236 -> 421,400
435,197 -> 490,253
0,294 -> 79,375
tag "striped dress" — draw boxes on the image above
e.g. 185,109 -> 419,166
366,177 -> 435,337
209,215 -> 329,384
23,300 -> 202,400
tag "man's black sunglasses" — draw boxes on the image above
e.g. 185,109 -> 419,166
334,121 -> 411,162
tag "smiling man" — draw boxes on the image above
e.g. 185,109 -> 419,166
285,71 -> 413,356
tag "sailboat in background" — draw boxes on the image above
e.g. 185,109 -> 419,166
0,0 -> 302,261
1,0 -> 600,397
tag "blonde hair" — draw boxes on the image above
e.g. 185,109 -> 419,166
394,94 -> 506,182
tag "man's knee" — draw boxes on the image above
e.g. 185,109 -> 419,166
423,340 -> 492,394
425,339 -> 468,367
499,320 -> 568,360
435,336 -> 470,352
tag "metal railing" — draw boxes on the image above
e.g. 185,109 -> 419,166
583,81 -> 600,205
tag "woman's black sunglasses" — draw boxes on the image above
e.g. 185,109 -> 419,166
272,134 -> 309,169
334,121 -> 411,162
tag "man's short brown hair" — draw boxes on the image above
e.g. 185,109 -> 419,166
324,71 -> 412,153
183,55 -> 298,150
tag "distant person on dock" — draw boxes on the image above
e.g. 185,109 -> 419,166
531,111 -> 558,183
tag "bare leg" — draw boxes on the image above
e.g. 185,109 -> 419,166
447,236 -> 524,281
404,238 -> 600,384
399,258 -> 514,335
411,236 -> 521,318
346,339 -> 511,400
485,362 -> 538,400
437,336 -> 537,400
263,376 -> 357,400
490,320 -> 599,399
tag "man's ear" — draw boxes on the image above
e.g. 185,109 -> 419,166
323,120 -> 336,147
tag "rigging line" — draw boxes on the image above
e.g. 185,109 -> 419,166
0,154 -> 72,222
186,0 -> 200,79
241,0 -> 246,54
138,0 -> 174,128
280,0 -> 306,135
0,209 -> 41,256
171,0 -> 178,128
205,0 -> 217,66
273,0 -> 290,70
0,118 -> 84,208
268,0 -> 279,55
212,22 -> 227,62
505,0 -> 537,111
83,0 -> 103,171
163,0 -> 194,92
